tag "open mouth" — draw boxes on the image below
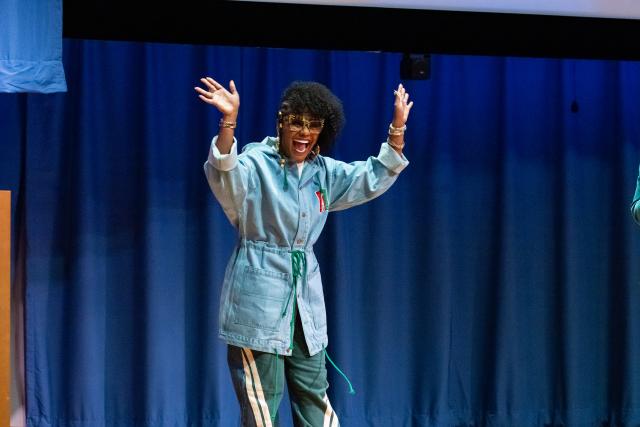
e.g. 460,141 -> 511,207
293,139 -> 310,154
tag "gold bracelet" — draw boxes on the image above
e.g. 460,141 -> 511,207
387,137 -> 405,150
219,119 -> 237,129
388,123 -> 406,136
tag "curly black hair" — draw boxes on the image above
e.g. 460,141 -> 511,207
277,81 -> 345,153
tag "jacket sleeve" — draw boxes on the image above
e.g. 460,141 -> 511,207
325,141 -> 409,212
632,164 -> 640,225
203,136 -> 254,229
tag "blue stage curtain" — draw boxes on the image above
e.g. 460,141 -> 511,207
0,39 -> 639,426
0,0 -> 66,93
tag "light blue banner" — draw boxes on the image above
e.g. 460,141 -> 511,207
0,0 -> 66,93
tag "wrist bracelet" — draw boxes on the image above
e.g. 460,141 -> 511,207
387,137 -> 405,150
388,123 -> 406,136
219,119 -> 237,129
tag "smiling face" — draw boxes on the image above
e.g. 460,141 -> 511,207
279,113 -> 324,163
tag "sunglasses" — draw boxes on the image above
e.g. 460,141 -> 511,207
282,114 -> 325,134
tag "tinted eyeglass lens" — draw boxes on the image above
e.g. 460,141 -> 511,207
289,117 -> 305,131
286,115 -> 324,134
308,121 -> 323,132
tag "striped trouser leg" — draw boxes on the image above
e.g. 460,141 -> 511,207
286,315 -> 340,427
227,345 -> 285,427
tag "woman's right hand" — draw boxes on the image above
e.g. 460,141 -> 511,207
194,77 -> 240,120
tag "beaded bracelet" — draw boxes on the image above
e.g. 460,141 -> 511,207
388,123 -> 406,136
219,119 -> 237,129
387,137 -> 405,150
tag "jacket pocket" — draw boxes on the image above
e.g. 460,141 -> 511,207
307,265 -> 327,330
231,266 -> 289,332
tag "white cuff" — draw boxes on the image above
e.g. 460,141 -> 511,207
379,141 -> 409,174
208,136 -> 238,171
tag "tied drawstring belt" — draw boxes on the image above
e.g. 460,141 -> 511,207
273,249 -> 307,419
277,248 -> 356,395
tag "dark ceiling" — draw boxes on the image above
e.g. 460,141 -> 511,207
62,0 -> 640,60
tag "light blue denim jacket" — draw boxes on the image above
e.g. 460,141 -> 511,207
204,136 -> 409,356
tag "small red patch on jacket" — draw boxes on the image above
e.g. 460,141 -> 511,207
315,191 -> 326,212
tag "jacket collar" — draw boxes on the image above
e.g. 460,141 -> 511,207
258,136 -> 322,184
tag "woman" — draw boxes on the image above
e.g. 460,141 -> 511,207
195,77 -> 413,426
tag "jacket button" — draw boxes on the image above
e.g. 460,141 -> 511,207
301,212 -> 307,218
297,239 -> 303,244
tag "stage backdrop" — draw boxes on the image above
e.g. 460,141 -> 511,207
0,39 -> 639,427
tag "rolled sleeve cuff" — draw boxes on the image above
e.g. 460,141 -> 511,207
208,136 -> 238,171
379,141 -> 410,174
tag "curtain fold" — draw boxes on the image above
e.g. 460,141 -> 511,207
0,39 -> 638,426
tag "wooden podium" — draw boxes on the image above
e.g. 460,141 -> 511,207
0,191 -> 9,426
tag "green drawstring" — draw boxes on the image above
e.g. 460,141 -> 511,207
280,280 -> 294,319
278,156 -> 289,191
290,250 -> 306,286
272,350 -> 279,424
281,250 -> 306,350
282,164 -> 289,190
324,348 -> 356,395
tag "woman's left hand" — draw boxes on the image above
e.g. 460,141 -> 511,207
392,83 -> 413,127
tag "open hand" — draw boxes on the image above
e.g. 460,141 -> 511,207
392,83 -> 413,127
194,77 -> 240,118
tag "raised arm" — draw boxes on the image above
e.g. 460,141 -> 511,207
196,77 -> 250,229
386,83 -> 414,155
195,77 -> 240,154
326,83 -> 413,211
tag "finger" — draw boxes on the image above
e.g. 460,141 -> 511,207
229,80 -> 237,94
407,101 -> 414,110
201,77 -> 218,92
206,77 -> 223,90
200,78 -> 216,91
194,86 -> 212,97
198,94 -> 212,103
404,93 -> 409,103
